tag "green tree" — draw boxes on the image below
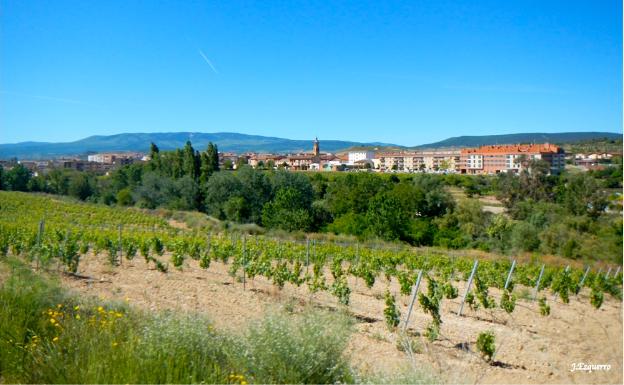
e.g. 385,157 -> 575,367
47,169 -> 70,195
134,172 -> 175,209
148,142 -> 160,172
510,222 -> 540,252
27,175 -> 47,192
68,173 -> 94,200
558,173 -> 608,218
5,164 -> 31,191
366,193 -> 409,241
116,187 -> 134,206
204,172 -> 243,219
262,188 -> 312,231
200,142 -> 220,184
182,141 -> 200,180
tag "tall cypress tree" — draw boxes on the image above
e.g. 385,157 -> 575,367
148,142 -> 160,172
200,142 -> 220,184
183,141 -> 200,180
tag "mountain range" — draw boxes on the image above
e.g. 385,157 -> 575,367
0,131 -> 620,159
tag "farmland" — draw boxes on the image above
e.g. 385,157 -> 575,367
0,191 -> 622,384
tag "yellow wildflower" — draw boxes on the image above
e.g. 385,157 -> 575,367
75,314 -> 81,320
50,318 -> 56,324
52,336 -> 59,342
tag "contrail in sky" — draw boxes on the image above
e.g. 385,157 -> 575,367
198,50 -> 218,74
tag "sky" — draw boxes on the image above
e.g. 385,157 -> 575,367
1,0 -> 622,146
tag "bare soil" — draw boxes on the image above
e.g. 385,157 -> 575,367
60,253 -> 623,384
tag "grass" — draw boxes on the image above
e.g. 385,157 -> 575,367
0,257 -> 433,384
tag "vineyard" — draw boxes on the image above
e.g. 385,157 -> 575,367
1,190 -> 623,383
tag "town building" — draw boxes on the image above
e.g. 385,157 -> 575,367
87,152 -> 143,165
377,150 -> 461,172
348,150 -> 375,165
247,154 -> 287,168
459,143 -> 565,175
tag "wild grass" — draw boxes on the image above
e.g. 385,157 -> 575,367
0,257 -> 432,384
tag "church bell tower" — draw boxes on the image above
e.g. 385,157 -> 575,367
312,137 -> 320,156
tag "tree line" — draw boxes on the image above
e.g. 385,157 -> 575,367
0,141 -> 621,262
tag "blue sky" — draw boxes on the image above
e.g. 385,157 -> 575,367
1,0 -> 621,145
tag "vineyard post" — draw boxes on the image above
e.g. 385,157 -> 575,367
36,219 -> 45,271
242,235 -> 246,291
37,219 -> 45,245
504,260 -> 516,290
402,269 -> 423,332
532,264 -> 545,301
458,260 -> 479,316
354,242 -> 359,289
118,224 -> 122,266
449,256 -> 456,282
577,266 -> 590,294
605,267 -> 612,279
614,266 -> 621,278
305,238 -> 310,276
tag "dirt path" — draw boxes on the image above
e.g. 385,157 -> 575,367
60,253 -> 623,384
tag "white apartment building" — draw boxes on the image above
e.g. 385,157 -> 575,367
377,150 -> 461,172
348,151 -> 375,165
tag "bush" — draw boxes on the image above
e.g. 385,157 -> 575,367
383,291 -> 401,330
240,308 -> 354,384
499,290 -> 516,314
476,331 -> 496,362
538,297 -> 550,316
590,288 -> 604,309
116,188 -> 134,206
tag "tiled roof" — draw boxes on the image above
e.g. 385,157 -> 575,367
460,143 -> 562,155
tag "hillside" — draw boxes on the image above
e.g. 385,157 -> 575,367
0,132 -> 395,159
414,132 -> 622,149
1,131 -> 621,159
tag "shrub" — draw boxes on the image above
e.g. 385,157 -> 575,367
476,331 -> 496,362
240,308 -> 354,384
384,291 -> 401,330
538,297 -> 550,316
590,288 -> 604,309
499,290 -> 516,314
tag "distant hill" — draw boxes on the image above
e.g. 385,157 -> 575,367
0,132 -> 395,160
1,131 -> 621,159
413,132 -> 622,149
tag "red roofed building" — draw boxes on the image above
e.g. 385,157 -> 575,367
460,143 -> 565,175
